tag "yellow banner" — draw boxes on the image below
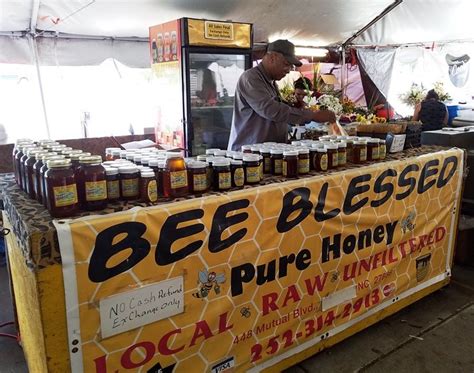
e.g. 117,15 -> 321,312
56,149 -> 463,372
187,18 -> 252,48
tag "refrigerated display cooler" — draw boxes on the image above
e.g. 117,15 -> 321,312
149,18 -> 253,155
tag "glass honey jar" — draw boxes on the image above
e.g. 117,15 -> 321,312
297,148 -> 310,175
243,154 -> 260,184
140,170 -> 158,203
270,148 -> 284,175
231,160 -> 244,188
315,148 -> 328,172
187,161 -> 208,194
119,165 -> 140,200
76,155 -> 107,211
44,158 -> 79,218
105,167 -> 120,202
367,138 -> 380,161
324,144 -> 338,169
40,155 -> 65,208
337,142 -> 347,167
379,140 -> 387,160
353,140 -> 367,164
283,150 -> 298,178
163,153 -> 188,198
212,158 -> 231,191
24,149 -> 48,199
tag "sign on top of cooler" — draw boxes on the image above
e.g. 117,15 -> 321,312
186,18 -> 252,48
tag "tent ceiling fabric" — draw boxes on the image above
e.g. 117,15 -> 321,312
354,0 -> 474,45
2,0 -> 393,46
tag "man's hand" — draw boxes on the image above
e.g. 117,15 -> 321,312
311,109 -> 337,123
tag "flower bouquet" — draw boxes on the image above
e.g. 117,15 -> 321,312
433,81 -> 452,102
399,83 -> 426,107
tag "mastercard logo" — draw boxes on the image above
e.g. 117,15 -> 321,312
383,283 -> 396,297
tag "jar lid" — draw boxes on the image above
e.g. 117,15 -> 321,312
65,150 -> 83,156
119,165 -> 139,174
291,141 -> 302,146
368,138 -> 380,144
243,154 -> 260,162
105,167 -> 119,175
226,151 -> 235,158
324,144 -> 338,150
241,145 -> 252,151
232,153 -> 244,160
353,140 -> 367,145
158,160 -> 166,167
231,159 -> 243,165
205,148 -> 220,155
380,140 -> 386,144
311,143 -> 324,149
212,158 -> 231,167
213,150 -> 227,157
270,148 -> 284,155
316,147 -> 328,153
148,159 -> 159,167
105,147 -> 121,153
133,155 -> 142,161
337,142 -> 347,148
141,157 -> 151,163
42,154 -> 63,161
126,153 -> 136,160
26,148 -> 43,156
283,150 -> 299,156
188,161 -> 207,168
196,155 -> 207,162
59,147 -> 73,154
79,155 -> 103,164
250,146 -> 261,152
47,158 -> 72,168
140,170 -> 155,177
50,145 -> 67,150
298,148 -> 310,154
31,151 -> 49,159
112,149 -> 122,156
166,152 -> 183,159
259,148 -> 270,154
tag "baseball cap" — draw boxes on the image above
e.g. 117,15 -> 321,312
267,39 -> 302,67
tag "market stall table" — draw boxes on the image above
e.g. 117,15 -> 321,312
0,145 -> 465,372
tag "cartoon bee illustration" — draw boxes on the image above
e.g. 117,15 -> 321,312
192,269 -> 226,299
401,211 -> 416,234
240,306 -> 251,318
331,271 -> 339,282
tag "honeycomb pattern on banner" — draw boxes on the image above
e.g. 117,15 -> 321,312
63,149 -> 462,372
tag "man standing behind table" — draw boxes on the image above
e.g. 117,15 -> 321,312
228,39 -> 336,151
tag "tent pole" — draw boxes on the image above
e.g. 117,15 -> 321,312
29,35 -> 51,139
342,0 -> 403,48
341,46 -> 346,98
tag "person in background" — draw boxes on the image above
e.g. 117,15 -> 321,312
373,102 -> 395,121
412,89 -> 448,131
227,39 -> 336,151
294,77 -> 313,109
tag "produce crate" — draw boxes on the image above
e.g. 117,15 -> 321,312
356,122 -> 407,134
404,122 -> 422,149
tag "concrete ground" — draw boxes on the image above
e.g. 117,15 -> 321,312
1,263 -> 473,373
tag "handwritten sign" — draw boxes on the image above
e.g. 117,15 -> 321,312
205,21 -> 234,40
99,277 -> 184,338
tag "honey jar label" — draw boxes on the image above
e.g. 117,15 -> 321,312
107,180 -> 120,199
121,178 -> 139,197
320,154 -> 328,171
259,163 -> 263,180
347,148 -> 353,162
360,148 -> 367,162
193,174 -> 207,191
338,152 -> 347,166
233,168 -> 244,187
274,159 -> 282,174
332,153 -> 338,167
298,158 -> 310,174
264,157 -> 271,173
372,147 -> 380,160
85,180 -> 107,201
282,160 -> 287,176
246,166 -> 260,183
380,145 -> 386,159
218,172 -> 231,189
53,184 -> 78,207
170,170 -> 188,189
147,180 -> 158,202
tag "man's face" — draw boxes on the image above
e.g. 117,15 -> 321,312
295,88 -> 306,104
271,52 -> 293,80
